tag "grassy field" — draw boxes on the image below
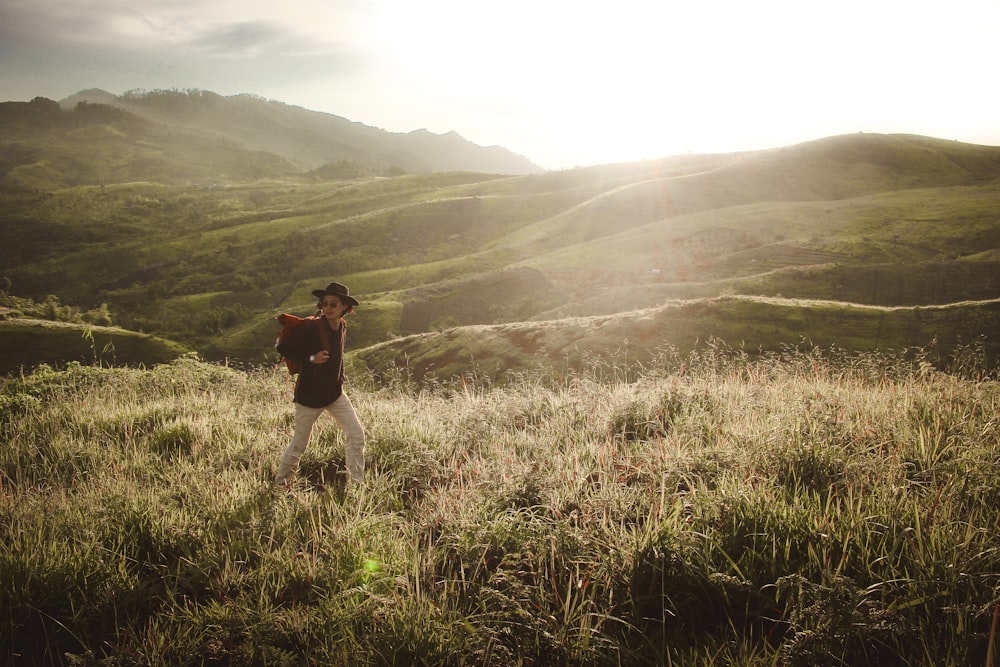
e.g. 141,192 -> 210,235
2,349 -> 998,665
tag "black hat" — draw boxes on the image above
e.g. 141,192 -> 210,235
311,282 -> 359,306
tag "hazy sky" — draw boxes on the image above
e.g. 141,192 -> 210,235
2,0 -> 998,169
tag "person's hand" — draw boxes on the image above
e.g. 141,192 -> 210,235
310,351 -> 330,364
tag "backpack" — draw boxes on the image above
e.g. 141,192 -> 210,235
275,313 -> 319,375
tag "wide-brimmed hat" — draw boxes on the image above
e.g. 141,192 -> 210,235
311,282 -> 359,306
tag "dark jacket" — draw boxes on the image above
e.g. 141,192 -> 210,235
276,317 -> 346,408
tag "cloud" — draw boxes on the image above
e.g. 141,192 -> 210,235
1,1 -> 353,55
0,0 -> 367,103
189,22 -> 290,56
185,21 -> 348,59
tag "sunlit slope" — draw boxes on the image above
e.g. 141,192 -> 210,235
487,134 -> 1000,255
352,296 -> 1000,382
517,185 -> 1000,315
364,135 -> 999,335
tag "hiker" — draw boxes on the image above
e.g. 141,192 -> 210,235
274,282 -> 366,486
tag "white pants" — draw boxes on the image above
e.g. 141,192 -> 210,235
275,393 -> 366,483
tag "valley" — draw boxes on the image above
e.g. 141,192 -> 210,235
1,91 -> 999,377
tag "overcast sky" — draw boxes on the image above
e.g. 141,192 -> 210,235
2,0 -> 998,170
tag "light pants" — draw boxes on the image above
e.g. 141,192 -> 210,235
275,393 -> 365,484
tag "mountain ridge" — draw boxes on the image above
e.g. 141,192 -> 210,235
55,88 -> 543,175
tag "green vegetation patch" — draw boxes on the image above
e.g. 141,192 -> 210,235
0,319 -> 188,375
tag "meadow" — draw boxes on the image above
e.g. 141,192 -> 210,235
2,346 -> 998,666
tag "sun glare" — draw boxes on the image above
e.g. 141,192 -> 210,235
352,0 -> 1000,168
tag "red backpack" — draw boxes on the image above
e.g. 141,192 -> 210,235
275,312 -> 336,375
275,313 -> 318,375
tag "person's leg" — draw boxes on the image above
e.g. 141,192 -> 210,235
275,403 -> 324,484
327,393 -> 366,481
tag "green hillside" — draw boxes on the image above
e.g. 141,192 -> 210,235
1,108 -> 999,377
0,318 -> 189,374
0,97 -> 303,189
353,296 -> 1000,383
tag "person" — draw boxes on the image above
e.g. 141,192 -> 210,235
274,282 -> 366,486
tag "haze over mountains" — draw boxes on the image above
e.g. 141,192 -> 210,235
1,89 -> 999,377
8,88 -> 543,184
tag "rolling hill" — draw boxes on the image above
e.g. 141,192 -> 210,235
1,90 -> 999,377
353,296 -> 1000,383
0,316 -> 189,374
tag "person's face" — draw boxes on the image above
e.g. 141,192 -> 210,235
319,297 -> 348,319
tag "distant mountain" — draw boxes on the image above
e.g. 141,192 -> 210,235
59,88 -> 118,107
57,88 -> 543,175
0,95 -> 303,188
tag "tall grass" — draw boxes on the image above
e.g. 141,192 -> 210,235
1,348 -> 998,665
